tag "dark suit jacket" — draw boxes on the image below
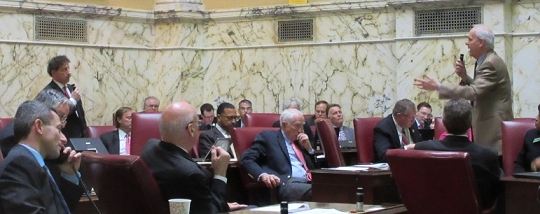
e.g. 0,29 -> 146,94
0,145 -> 68,213
140,140 -> 229,214
414,135 -> 502,209
44,81 -> 88,138
373,114 -> 422,162
514,129 -> 540,173
241,130 -> 318,184
234,120 -> 242,128
100,130 -> 120,154
0,122 -> 83,211
198,127 -> 235,159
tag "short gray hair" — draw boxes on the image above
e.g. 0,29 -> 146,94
475,25 -> 494,50
392,99 -> 415,116
14,100 -> 56,141
280,108 -> 303,125
159,109 -> 195,141
283,98 -> 301,111
34,89 -> 71,110
143,96 -> 160,109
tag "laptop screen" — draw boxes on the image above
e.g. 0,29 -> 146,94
69,138 -> 109,154
201,138 -> 233,161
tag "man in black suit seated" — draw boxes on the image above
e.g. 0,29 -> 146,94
100,107 -> 133,155
235,99 -> 252,128
0,100 -> 82,213
272,98 -> 315,146
373,99 -> 422,162
140,101 -> 247,213
42,55 -> 88,139
408,99 -> 502,211
199,102 -> 237,159
415,102 -> 433,129
514,104 -> 540,173
199,103 -> 215,131
0,89 -> 84,212
242,108 -> 318,201
305,100 -> 328,127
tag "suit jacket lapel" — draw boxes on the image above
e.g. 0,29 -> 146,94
276,130 -> 292,163
113,130 -> 120,154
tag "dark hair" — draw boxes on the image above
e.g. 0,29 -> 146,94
47,55 -> 70,77
315,100 -> 328,107
442,99 -> 472,135
216,102 -> 235,115
326,104 -> 341,117
538,104 -> 540,113
200,103 -> 214,114
114,107 -> 133,128
417,102 -> 432,111
392,99 -> 415,116
14,100 -> 57,141
238,99 -> 252,107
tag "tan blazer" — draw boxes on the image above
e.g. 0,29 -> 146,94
438,50 -> 513,154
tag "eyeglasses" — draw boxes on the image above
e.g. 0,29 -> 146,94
146,105 -> 159,109
58,115 -> 68,125
221,115 -> 239,121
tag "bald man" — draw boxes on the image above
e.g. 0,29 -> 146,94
140,101 -> 246,213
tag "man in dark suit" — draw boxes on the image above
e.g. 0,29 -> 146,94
0,90 -> 84,212
199,102 -> 237,159
140,101 -> 246,213
373,99 -> 423,162
199,103 -> 215,131
43,55 -> 88,139
409,99 -> 502,211
100,107 -> 133,154
235,99 -> 252,127
242,109 -> 318,201
0,100 -> 82,213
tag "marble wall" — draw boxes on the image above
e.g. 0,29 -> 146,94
1,0 -> 540,127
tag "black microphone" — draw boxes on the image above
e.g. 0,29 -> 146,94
72,165 -> 102,214
459,54 -> 464,62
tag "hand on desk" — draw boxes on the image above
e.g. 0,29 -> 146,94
259,173 -> 281,188
228,202 -> 248,211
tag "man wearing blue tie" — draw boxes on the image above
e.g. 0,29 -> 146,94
0,100 -> 79,214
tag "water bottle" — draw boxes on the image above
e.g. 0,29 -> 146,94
356,187 -> 364,212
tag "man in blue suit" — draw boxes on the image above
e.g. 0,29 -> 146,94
241,108 -> 318,201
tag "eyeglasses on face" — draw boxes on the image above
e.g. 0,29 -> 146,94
220,115 -> 239,121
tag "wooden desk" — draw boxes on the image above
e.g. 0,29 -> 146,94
502,176 -> 540,214
316,148 -> 358,166
74,192 -> 100,214
230,202 -> 406,213
311,169 -> 400,204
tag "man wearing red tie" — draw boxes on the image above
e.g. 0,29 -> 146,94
241,109 -> 318,201
42,55 -> 88,139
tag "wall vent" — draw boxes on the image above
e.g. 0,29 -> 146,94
35,17 -> 88,42
415,7 -> 481,36
277,19 -> 313,42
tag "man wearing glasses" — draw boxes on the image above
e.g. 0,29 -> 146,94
142,96 -> 160,112
305,100 -> 328,127
198,102 -> 238,159
373,99 -> 423,163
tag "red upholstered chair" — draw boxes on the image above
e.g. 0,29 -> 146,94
433,117 -> 446,140
189,131 -> 205,158
353,117 -> 383,163
0,147 -> 3,163
0,118 -> 14,131
316,119 -> 345,167
244,113 -> 281,127
80,152 -> 168,214
303,114 -> 314,121
502,118 -> 536,176
387,149 -> 495,214
86,126 -> 117,138
230,127 -> 279,206
131,112 -> 162,155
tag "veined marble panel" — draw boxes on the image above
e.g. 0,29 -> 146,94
0,12 -> 33,40
155,22 -> 201,47
315,10 -> 395,42
511,36 -> 540,118
513,3 -> 540,33
88,19 -> 154,47
203,19 -> 278,47
483,4 -> 505,33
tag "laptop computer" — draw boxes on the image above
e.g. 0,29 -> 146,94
69,138 -> 109,154
338,140 -> 356,149
194,138 -> 233,162
513,171 -> 540,180
419,129 -> 435,141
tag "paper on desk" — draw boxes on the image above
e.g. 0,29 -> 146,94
295,208 -> 347,214
250,203 -> 310,212
354,163 -> 389,170
324,166 -> 370,171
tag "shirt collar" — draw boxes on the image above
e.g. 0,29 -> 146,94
281,130 -> 291,144
53,80 -> 66,89
215,124 -> 229,137
20,143 -> 45,167
118,129 -> 128,138
476,52 -> 488,68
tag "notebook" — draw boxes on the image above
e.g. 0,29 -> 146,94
69,138 -> 109,154
195,138 -> 233,162
338,140 -> 356,149
419,129 -> 435,141
513,171 -> 540,180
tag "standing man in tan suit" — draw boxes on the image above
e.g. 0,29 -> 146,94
414,25 -> 513,155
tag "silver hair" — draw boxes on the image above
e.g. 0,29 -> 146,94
280,108 -> 303,125
34,89 -> 72,110
474,25 -> 494,50
283,97 -> 301,111
159,110 -> 195,141
143,96 -> 160,109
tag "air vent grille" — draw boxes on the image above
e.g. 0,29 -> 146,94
277,19 -> 313,42
415,7 -> 482,36
35,17 -> 88,42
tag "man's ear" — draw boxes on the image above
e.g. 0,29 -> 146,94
34,119 -> 44,135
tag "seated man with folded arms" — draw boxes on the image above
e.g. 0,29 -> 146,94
407,99 -> 501,211
373,99 -> 422,162
100,107 -> 133,155
272,98 -> 315,145
199,103 -> 215,131
141,101 -> 246,213
0,89 -> 84,212
305,100 -> 328,126
0,100 -> 82,213
242,109 -> 318,201
235,99 -> 252,128
199,102 -> 237,159
142,96 -> 160,112
514,104 -> 540,172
